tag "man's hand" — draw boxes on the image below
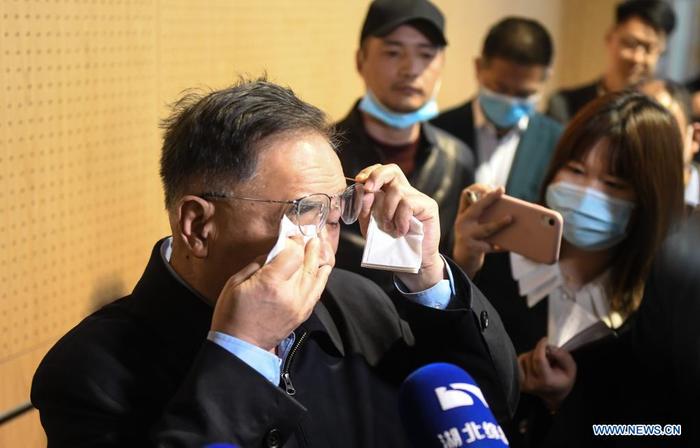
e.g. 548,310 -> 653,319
518,337 -> 577,412
452,184 -> 513,278
354,163 -> 444,292
210,236 -> 333,352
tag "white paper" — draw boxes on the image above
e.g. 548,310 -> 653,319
510,252 -> 561,308
265,215 -> 317,265
361,215 -> 423,273
548,294 -> 613,350
560,320 -> 614,352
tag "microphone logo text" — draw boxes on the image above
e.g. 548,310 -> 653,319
434,383 -> 490,411
436,421 -> 509,447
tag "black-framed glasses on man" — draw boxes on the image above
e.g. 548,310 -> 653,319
199,177 -> 365,236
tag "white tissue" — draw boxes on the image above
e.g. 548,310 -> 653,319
265,215 -> 317,265
361,215 -> 423,273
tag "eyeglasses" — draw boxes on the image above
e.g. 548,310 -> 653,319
199,177 -> 365,236
618,35 -> 663,57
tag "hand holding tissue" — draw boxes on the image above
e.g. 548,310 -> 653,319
361,215 -> 424,274
353,163 -> 444,291
265,215 -> 318,265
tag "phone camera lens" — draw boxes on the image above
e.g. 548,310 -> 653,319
548,218 -> 555,226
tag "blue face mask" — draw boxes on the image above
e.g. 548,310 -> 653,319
358,91 -> 438,129
545,181 -> 635,251
478,87 -> 537,129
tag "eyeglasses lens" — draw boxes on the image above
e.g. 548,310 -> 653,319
288,184 -> 364,235
341,183 -> 364,225
292,195 -> 328,236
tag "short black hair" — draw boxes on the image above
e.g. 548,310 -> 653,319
481,17 -> 553,66
159,77 -> 335,209
616,0 -> 676,36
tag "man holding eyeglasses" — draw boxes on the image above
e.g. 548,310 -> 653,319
546,0 -> 676,124
32,79 -> 518,447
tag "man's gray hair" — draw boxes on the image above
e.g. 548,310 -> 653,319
159,77 -> 337,209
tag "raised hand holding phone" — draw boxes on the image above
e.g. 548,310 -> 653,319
452,184 -> 513,278
453,184 -> 563,278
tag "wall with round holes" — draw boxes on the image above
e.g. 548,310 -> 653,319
0,1 -> 617,444
1,2 -> 163,445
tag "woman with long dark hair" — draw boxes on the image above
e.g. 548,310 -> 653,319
452,91 -> 685,446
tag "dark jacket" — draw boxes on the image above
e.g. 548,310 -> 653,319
475,251 -> 695,448
545,80 -> 600,124
473,252 -> 603,447
535,214 -> 700,447
431,99 -> 562,203
32,239 -> 519,448
625,211 -> 700,446
334,102 -> 475,291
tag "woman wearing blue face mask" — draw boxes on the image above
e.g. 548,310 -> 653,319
452,91 -> 685,447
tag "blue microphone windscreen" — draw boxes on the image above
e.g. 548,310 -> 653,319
399,363 -> 509,447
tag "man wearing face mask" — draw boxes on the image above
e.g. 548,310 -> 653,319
546,0 -> 676,124
432,17 -> 562,203
334,0 -> 474,290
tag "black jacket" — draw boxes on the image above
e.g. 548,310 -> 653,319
334,102 -> 474,291
625,211 -> 700,446
32,239 -> 519,448
545,80 -> 600,124
475,251 -> 696,448
534,214 -> 700,448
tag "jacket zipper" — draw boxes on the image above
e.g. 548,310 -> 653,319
280,330 -> 307,396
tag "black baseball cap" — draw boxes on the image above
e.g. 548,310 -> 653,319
360,0 -> 447,46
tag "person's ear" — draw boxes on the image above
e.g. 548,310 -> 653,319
656,33 -> 668,55
356,47 -> 365,74
435,47 -> 446,68
474,56 -> 486,82
543,66 -> 553,83
175,195 -> 216,259
604,27 -> 614,46
691,122 -> 700,156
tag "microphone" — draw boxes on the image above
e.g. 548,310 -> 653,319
399,363 -> 509,447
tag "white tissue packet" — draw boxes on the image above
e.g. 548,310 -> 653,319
361,215 -> 423,273
265,215 -> 317,265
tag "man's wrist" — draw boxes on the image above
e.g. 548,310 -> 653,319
396,255 -> 445,292
207,331 -> 282,384
209,322 -> 278,353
